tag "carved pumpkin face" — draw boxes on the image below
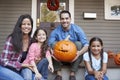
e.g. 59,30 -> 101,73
114,53 -> 120,65
53,40 -> 77,62
107,50 -> 115,58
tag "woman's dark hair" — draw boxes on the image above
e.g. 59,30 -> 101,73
32,28 -> 49,58
59,10 -> 71,19
9,14 -> 33,53
88,36 -> 103,70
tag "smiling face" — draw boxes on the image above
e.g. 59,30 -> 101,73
60,13 -> 71,30
21,18 -> 32,35
90,41 -> 103,55
36,29 -> 47,43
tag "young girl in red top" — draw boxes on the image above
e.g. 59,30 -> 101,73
21,28 -> 54,80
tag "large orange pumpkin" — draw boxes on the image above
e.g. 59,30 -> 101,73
53,40 -> 77,62
114,53 -> 120,65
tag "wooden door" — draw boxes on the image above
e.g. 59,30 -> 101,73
37,0 -> 69,35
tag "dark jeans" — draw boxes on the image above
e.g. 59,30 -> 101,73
85,74 -> 109,80
21,58 -> 48,80
0,66 -> 24,80
52,41 -> 83,72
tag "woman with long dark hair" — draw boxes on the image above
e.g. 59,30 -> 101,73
0,14 -> 33,80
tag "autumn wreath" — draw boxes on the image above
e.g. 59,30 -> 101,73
47,0 -> 59,11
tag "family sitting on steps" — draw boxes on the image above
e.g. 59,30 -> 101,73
0,10 -> 109,80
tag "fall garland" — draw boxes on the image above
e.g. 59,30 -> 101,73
47,0 -> 59,11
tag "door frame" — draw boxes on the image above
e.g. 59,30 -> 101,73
31,0 -> 74,36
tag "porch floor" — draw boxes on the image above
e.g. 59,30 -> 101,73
48,66 -> 120,80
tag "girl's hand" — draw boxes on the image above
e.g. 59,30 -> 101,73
94,71 -> 99,79
94,71 -> 103,80
99,71 -> 104,79
35,73 -> 42,80
48,63 -> 54,73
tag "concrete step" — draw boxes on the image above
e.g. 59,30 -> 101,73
48,67 -> 120,80
48,67 -> 85,80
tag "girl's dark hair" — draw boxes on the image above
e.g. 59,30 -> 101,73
88,36 -> 103,70
59,10 -> 71,19
9,14 -> 33,53
32,28 -> 49,58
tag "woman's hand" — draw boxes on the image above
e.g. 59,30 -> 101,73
21,63 -> 33,67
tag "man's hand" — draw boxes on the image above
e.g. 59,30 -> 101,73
71,51 -> 80,62
50,49 -> 60,62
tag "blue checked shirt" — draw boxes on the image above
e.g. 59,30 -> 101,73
48,24 -> 89,47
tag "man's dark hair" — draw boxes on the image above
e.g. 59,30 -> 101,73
59,10 -> 71,19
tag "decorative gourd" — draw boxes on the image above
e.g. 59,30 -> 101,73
114,53 -> 120,65
107,50 -> 115,58
53,35 -> 77,62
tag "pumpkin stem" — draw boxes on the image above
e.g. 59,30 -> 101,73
65,35 -> 70,40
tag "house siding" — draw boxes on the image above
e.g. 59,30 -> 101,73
75,0 -> 120,53
0,0 -> 120,54
0,0 -> 32,53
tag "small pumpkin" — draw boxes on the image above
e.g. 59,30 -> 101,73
114,53 -> 120,65
53,40 -> 77,62
107,50 -> 115,58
